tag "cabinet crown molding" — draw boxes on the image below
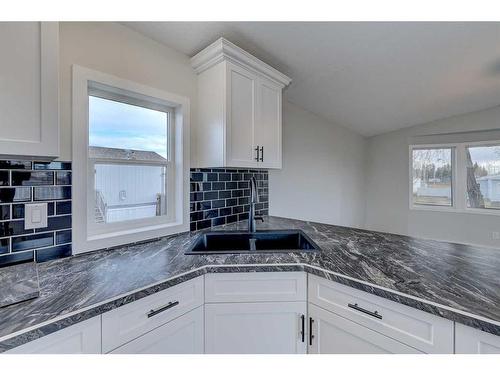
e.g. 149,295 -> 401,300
191,37 -> 292,87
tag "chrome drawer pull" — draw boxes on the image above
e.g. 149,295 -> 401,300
147,301 -> 179,318
348,303 -> 383,320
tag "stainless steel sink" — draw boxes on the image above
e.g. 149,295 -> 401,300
185,230 -> 321,255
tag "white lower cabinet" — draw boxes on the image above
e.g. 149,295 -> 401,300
6,272 -> 499,354
308,303 -> 421,354
110,306 -> 204,354
7,316 -> 101,354
205,302 -> 307,354
455,323 -> 500,354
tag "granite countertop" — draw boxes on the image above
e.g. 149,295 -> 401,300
1,216 -> 500,351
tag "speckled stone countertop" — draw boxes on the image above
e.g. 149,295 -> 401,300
1,216 -> 500,352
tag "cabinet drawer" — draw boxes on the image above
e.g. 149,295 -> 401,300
205,272 -> 306,303
102,276 -> 204,353
110,306 -> 204,354
455,323 -> 500,354
308,274 -> 453,353
308,303 -> 421,354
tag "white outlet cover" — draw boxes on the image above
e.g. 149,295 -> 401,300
25,203 -> 48,230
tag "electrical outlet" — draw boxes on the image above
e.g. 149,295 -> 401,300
492,231 -> 500,240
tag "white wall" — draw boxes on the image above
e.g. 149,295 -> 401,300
269,101 -> 367,228
365,105 -> 500,248
58,22 -> 197,161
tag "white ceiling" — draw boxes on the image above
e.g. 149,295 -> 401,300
123,22 -> 500,137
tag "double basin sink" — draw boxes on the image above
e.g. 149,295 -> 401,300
185,229 -> 321,255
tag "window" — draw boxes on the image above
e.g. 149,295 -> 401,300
466,144 -> 500,210
88,94 -> 172,224
73,66 -> 190,254
411,147 -> 453,207
410,141 -> 500,214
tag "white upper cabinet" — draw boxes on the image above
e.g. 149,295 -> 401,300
0,22 -> 59,158
191,38 -> 290,169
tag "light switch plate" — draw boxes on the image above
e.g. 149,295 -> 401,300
25,203 -> 48,230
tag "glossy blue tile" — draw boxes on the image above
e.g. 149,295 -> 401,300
196,219 -> 211,230
0,251 -> 33,267
0,238 -> 9,254
56,201 -> 71,215
0,220 -> 33,237
11,171 -> 54,186
0,171 -> 9,186
0,187 -> 31,203
34,186 -> 71,201
35,244 -> 71,263
55,230 -> 72,245
33,161 -> 71,170
35,215 -> 71,232
56,171 -> 72,185
0,205 -> 10,220
12,233 -> 54,252
0,161 -> 31,170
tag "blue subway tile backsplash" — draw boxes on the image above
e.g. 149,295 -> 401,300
0,159 -> 72,267
190,168 -> 269,231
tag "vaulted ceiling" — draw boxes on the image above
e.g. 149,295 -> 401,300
123,22 -> 500,137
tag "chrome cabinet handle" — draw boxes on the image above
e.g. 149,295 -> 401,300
254,146 -> 260,162
147,301 -> 179,318
348,303 -> 383,320
259,146 -> 264,162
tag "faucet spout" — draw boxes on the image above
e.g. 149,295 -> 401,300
248,176 -> 263,232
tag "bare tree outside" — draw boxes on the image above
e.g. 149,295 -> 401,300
412,148 -> 452,206
466,145 -> 500,210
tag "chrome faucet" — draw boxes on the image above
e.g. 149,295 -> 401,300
249,176 -> 264,232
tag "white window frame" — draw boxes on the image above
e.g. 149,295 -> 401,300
409,141 -> 500,216
72,65 -> 190,254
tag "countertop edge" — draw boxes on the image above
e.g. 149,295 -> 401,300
1,263 -> 500,353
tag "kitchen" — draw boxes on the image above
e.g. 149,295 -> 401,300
0,7 -> 500,370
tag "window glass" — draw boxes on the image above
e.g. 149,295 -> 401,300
412,148 -> 453,206
89,95 -> 169,224
466,145 -> 500,210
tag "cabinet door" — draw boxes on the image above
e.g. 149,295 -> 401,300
225,62 -> 258,168
255,78 -> 282,169
455,323 -> 500,354
0,22 -> 59,158
7,316 -> 101,354
308,304 -> 421,354
110,306 -> 204,354
205,301 -> 307,354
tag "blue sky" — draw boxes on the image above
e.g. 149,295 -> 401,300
89,96 -> 168,158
